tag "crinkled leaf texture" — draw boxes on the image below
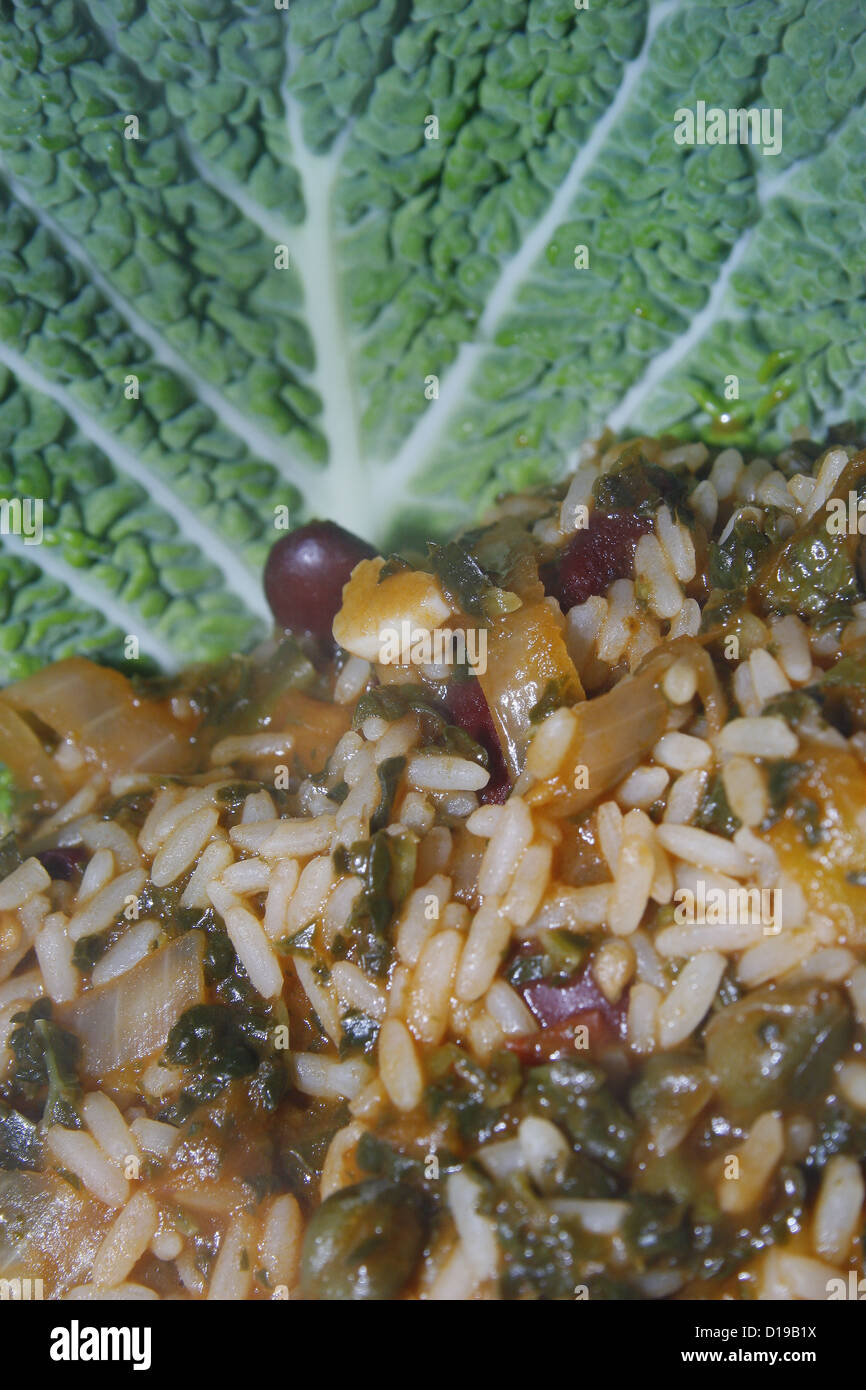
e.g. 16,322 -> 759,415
0,0 -> 864,673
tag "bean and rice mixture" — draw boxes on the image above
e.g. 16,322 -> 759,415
4,430 -> 866,1300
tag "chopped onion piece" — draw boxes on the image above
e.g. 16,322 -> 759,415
478,601 -> 584,779
526,665 -> 668,816
4,658 -> 193,776
58,931 -> 205,1078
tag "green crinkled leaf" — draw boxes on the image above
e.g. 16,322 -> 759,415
0,0 -> 865,673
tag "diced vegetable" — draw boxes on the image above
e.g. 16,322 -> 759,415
58,931 -> 206,1078
0,1101 -> 43,1171
478,601 -> 584,780
0,700 -> 65,804
3,658 -> 194,776
526,640 -> 725,816
525,664 -> 667,816
0,1171 -> 113,1293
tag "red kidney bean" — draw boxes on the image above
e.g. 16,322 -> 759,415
546,511 -> 651,612
37,847 -> 86,881
264,521 -> 375,645
443,678 -> 510,804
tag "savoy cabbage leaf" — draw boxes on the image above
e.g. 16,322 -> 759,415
0,0 -> 865,673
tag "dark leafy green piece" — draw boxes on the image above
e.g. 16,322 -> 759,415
761,521 -> 863,621
592,459 -> 691,522
695,773 -> 741,839
300,1178 -> 429,1300
0,832 -> 22,879
524,1059 -> 635,1173
8,999 -> 82,1129
483,1170 -> 609,1300
427,540 -> 519,621
426,1046 -> 522,1148
708,516 -> 772,591
629,1054 -> 713,1139
278,1100 -> 350,1206
166,904 -> 236,985
370,755 -> 406,833
338,1009 -> 379,1058
71,931 -> 112,973
332,829 -> 416,978
278,920 -> 317,958
353,684 -> 488,770
352,683 -> 443,730
160,1000 -> 287,1125
704,983 -> 852,1122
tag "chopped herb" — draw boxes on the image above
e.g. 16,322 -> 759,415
524,1059 -> 635,1173
761,762 -> 824,843
352,684 -> 486,769
427,540 -> 519,621
506,933 -> 588,989
761,517 -> 863,621
813,652 -> 866,734
425,1046 -> 522,1147
623,1193 -> 694,1266
338,1009 -> 380,1058
56,1167 -> 82,1191
458,516 -> 545,597
761,689 -> 820,727
539,929 -> 588,978
278,1100 -> 350,1206
370,755 -> 406,833
353,683 -> 443,730
793,797 -> 824,846
278,921 -> 317,958
529,675 -> 582,724
159,1001 -> 287,1125
592,458 -> 691,523
332,830 -> 416,977
202,637 -> 318,738
437,724 -> 488,767
506,953 -> 548,988
216,782 -> 261,814
377,554 -> 412,581
326,779 -> 350,805
764,758 -> 801,815
355,1130 -> 457,1186
168,905 -> 236,985
0,832 -> 22,879
71,931 -> 112,973
483,1170 -> 610,1300
695,774 -> 741,839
